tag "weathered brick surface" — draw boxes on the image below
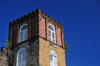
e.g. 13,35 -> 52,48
9,9 -> 65,48
9,38 -> 39,66
56,27 -> 61,46
9,11 -> 39,45
0,47 -> 8,66
6,9 -> 66,66
61,28 -> 65,48
39,15 -> 46,38
38,10 -> 65,48
39,38 -> 66,66
8,37 -> 66,66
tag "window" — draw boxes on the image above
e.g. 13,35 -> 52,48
19,24 -> 28,43
17,48 -> 26,66
50,49 -> 57,66
49,25 -> 56,43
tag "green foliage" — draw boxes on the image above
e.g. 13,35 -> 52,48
8,50 -> 11,58
4,39 -> 12,58
35,62 -> 37,65
4,39 -> 12,48
65,40 -> 71,52
4,45 -> 6,47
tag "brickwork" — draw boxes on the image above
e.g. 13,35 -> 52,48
4,8 -> 67,66
39,15 -> 46,38
9,38 -> 39,66
56,27 -> 61,46
38,9 -> 65,48
9,10 -> 39,45
9,9 -> 65,49
0,47 -> 8,66
39,38 -> 66,66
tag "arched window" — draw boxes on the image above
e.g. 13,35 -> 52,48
19,24 -> 28,43
50,49 -> 57,66
49,25 -> 56,43
17,48 -> 26,66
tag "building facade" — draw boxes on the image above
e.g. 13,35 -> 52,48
0,9 -> 66,66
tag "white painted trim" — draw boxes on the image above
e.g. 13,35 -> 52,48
19,24 -> 28,32
48,24 -> 55,32
16,48 -> 26,66
19,24 -> 28,43
48,24 -> 56,43
50,49 -> 57,66
50,49 -> 57,56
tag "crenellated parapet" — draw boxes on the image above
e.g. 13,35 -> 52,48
9,9 -> 63,28
8,8 -> 65,49
7,8 -> 66,66
9,9 -> 38,26
38,9 -> 63,28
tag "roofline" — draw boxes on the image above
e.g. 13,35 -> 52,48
9,8 -> 63,27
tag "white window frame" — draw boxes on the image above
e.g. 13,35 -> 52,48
49,25 -> 56,43
19,24 -> 28,43
17,48 -> 26,66
50,49 -> 57,66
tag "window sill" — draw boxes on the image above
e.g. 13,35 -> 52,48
49,43 -> 57,48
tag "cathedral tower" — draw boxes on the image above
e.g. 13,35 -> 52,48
8,9 -> 66,66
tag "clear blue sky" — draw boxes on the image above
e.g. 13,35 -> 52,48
0,0 -> 100,66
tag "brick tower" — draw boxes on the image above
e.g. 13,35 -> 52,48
8,9 -> 66,66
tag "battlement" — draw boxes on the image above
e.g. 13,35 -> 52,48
39,9 -> 63,27
9,9 -> 63,28
4,8 -> 66,66
8,8 -> 65,49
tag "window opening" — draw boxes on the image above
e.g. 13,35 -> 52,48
19,24 -> 28,43
50,49 -> 57,66
49,25 -> 56,43
17,48 -> 26,66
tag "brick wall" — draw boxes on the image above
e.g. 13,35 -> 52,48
7,9 -> 66,66
9,9 -> 65,49
38,9 -> 65,48
0,47 -> 8,66
9,38 -> 39,66
39,38 -> 66,66
9,10 -> 39,45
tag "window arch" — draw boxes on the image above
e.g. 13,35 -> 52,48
17,48 -> 26,66
19,24 -> 28,43
49,25 -> 56,43
50,49 -> 57,66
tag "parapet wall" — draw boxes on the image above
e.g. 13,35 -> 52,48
0,47 -> 8,66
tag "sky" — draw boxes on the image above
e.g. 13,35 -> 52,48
0,0 -> 100,66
